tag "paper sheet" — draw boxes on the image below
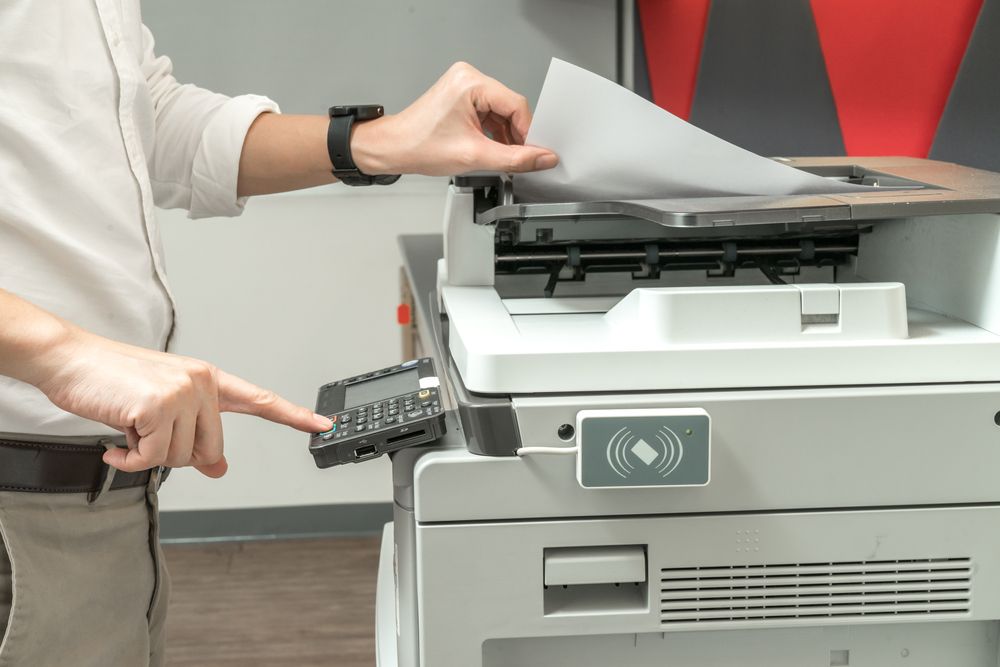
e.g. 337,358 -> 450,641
515,59 -> 870,202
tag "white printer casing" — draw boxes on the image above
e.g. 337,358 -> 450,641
377,157 -> 1000,667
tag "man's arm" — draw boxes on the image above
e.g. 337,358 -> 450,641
0,289 -> 331,476
236,62 -> 559,197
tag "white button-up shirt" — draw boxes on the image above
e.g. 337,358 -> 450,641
0,0 -> 278,435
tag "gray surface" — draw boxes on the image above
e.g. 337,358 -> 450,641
141,0 -> 618,114
931,0 -> 1000,173
160,502 -> 392,542
688,0 -> 845,157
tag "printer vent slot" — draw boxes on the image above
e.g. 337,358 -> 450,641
660,557 -> 972,626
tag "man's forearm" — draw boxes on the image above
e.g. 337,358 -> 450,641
0,289 -> 73,388
236,113 -> 338,197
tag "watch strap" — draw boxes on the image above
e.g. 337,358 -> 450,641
327,107 -> 401,186
327,113 -> 369,185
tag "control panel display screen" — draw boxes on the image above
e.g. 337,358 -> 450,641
344,369 -> 419,409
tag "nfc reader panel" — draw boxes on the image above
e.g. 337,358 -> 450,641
576,409 -> 711,488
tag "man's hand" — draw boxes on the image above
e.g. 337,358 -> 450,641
28,324 -> 331,478
236,62 -> 559,196
351,62 -> 558,177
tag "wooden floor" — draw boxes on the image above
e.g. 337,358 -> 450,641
163,537 -> 381,667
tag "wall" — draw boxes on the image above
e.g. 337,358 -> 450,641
157,182 -> 443,511
141,0 -> 618,113
144,0 -> 618,512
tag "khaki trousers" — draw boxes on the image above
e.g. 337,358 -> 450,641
0,456 -> 169,666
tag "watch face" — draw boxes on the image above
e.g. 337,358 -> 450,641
354,105 -> 384,120
329,105 -> 384,119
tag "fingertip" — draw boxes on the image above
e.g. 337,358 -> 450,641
313,414 -> 334,432
501,147 -> 560,174
196,458 -> 229,479
533,152 -> 559,171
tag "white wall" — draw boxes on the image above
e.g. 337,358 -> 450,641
141,0 -> 618,113
157,180 -> 445,511
145,0 -> 619,511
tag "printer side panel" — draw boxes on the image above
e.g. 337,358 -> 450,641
857,213 -> 1000,335
442,185 -> 495,288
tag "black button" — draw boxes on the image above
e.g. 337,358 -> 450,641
421,401 -> 430,407
385,416 -> 396,424
357,418 -> 367,425
354,425 -> 365,433
408,410 -> 423,418
340,415 -> 352,423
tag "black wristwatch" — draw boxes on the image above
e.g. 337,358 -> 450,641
327,105 -> 401,186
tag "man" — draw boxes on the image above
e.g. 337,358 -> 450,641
0,1 -> 558,664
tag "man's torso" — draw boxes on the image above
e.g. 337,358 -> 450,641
0,0 -> 173,435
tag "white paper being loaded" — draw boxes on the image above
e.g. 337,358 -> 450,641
515,59 -> 871,202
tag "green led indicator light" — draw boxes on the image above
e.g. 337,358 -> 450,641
685,428 -> 693,436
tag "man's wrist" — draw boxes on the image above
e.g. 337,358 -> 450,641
348,116 -> 398,176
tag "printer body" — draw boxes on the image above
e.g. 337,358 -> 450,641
376,157 -> 1000,667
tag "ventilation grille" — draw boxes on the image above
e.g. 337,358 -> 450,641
661,558 -> 972,625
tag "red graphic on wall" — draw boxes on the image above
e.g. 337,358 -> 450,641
638,0 -> 712,121
810,0 -> 982,156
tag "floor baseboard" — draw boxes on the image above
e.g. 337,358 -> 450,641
159,502 -> 393,543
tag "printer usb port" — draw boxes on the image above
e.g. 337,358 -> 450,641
354,444 -> 378,460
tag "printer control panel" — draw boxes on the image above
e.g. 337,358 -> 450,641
308,358 -> 446,468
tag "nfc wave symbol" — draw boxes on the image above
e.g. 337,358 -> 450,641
606,426 -> 684,479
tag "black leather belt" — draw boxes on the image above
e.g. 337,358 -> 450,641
0,437 -> 169,495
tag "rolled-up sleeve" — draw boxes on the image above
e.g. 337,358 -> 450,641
140,25 -> 279,219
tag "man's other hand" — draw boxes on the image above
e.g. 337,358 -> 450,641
34,328 -> 331,478
350,62 -> 559,177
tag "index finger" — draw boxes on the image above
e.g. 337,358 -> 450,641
473,78 -> 533,144
217,370 -> 332,433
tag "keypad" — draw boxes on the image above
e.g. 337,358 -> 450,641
315,387 -> 442,443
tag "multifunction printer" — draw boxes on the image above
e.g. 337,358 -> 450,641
376,157 -> 1000,667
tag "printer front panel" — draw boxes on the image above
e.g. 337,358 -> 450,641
412,507 -> 1000,667
411,383 -> 1000,523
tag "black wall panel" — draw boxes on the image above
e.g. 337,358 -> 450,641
931,0 -> 1000,173
687,0 -> 845,157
